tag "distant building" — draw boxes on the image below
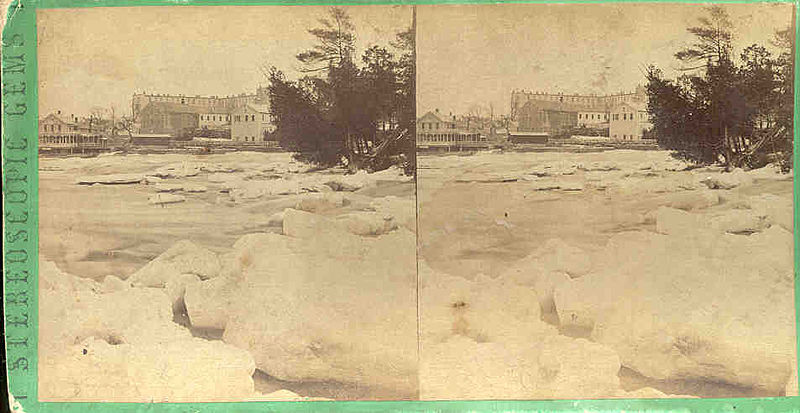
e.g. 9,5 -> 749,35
231,103 -> 277,144
199,112 -> 231,129
139,102 -> 203,137
517,100 -> 580,135
577,110 -> 608,128
416,110 -> 485,148
510,86 -> 647,121
131,88 -> 268,120
609,101 -> 652,141
39,111 -> 106,151
40,111 -> 82,135
512,85 -> 651,140
131,88 -> 270,139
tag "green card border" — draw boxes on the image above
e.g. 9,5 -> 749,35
3,0 -> 799,411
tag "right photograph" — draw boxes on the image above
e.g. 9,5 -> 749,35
416,3 -> 797,400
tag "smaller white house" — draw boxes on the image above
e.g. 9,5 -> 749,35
609,101 -> 651,141
231,103 -> 275,143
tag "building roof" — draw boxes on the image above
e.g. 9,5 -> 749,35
141,101 -> 207,114
41,112 -> 78,126
612,100 -> 648,112
233,103 -> 271,114
417,111 -> 448,124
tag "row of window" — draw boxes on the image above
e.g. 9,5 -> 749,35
527,95 -> 638,104
420,122 -> 455,130
612,134 -> 640,140
40,135 -> 102,145
611,113 -> 646,121
240,136 -> 264,142
233,114 -> 270,122
579,113 -> 607,121
201,115 -> 230,122
420,133 -> 483,142
42,124 -> 76,132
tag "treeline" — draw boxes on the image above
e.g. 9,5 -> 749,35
646,6 -> 794,170
266,8 -> 415,174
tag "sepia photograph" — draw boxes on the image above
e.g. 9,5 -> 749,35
416,3 -> 796,400
25,0 -> 799,405
37,5 -> 417,401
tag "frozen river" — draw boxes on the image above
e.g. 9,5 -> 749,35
39,151 -> 418,401
417,149 -> 796,399
39,151 -> 414,280
37,149 -> 796,401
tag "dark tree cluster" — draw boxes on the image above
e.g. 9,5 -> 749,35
646,6 -> 794,170
266,7 -> 415,174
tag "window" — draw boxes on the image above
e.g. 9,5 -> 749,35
579,114 -> 582,119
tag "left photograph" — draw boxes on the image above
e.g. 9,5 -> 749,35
37,5 -> 417,401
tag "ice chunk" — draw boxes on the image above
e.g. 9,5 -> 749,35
75,174 -> 144,185
664,190 -> 720,211
184,276 -> 238,330
221,228 -> 417,394
335,212 -> 398,236
128,240 -> 221,288
39,260 -> 257,402
700,168 -> 753,190
294,192 -> 349,213
148,193 -> 186,205
419,335 -> 623,400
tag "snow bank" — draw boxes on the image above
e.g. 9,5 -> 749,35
553,225 -> 796,394
420,329 -> 624,400
369,196 -> 416,231
39,260 -> 257,402
220,224 -> 418,394
335,212 -> 398,236
295,192 -> 349,213
700,168 -> 753,190
747,193 -> 793,232
419,262 -> 641,400
664,190 -> 720,211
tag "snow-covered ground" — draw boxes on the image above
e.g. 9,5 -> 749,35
38,149 -> 797,400
418,149 -> 796,399
39,151 -> 417,401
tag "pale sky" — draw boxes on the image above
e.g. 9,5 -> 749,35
37,5 -> 412,118
418,3 -> 794,117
